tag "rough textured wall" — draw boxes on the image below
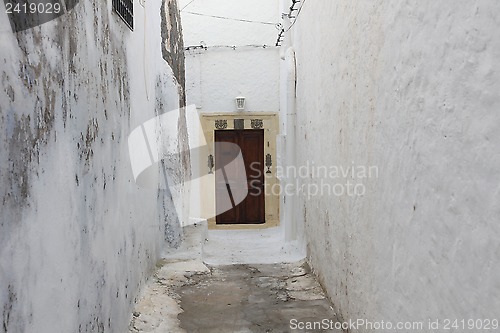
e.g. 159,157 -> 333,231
180,0 -> 280,112
162,0 -> 186,104
291,0 -> 500,329
0,1 -> 187,332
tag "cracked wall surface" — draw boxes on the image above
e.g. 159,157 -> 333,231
0,1 -> 188,332
289,1 -> 500,330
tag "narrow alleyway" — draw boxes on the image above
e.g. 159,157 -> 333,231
128,224 -> 341,333
2,0 -> 499,332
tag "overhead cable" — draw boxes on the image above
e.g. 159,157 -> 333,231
180,0 -> 197,12
184,11 -> 277,25
276,0 -> 307,46
185,43 -> 276,51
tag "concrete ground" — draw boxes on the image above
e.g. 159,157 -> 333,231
128,223 -> 341,333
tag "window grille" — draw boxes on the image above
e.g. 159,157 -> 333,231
112,0 -> 133,31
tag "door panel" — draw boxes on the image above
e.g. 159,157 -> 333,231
215,131 -> 239,224
215,130 -> 265,224
240,131 -> 265,224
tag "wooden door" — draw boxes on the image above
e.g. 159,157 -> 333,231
215,130 -> 265,224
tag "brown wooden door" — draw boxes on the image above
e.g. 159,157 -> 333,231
215,130 -> 265,224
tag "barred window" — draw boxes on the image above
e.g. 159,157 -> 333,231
112,0 -> 134,31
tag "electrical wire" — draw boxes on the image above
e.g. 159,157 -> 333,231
180,0 -> 197,12
183,11 -> 277,25
285,0 -> 307,32
275,0 -> 307,46
185,44 -> 276,51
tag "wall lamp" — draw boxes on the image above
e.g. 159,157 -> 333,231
235,96 -> 246,111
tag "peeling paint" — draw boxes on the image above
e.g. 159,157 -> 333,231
0,1 -> 188,332
161,0 -> 186,106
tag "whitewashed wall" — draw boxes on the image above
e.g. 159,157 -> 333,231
180,0 -> 280,113
0,1 -> 188,332
288,0 -> 500,329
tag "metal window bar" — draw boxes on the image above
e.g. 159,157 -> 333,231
113,0 -> 134,31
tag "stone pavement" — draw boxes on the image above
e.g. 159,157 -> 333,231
128,224 -> 342,333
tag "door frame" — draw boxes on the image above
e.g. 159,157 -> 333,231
199,112 -> 280,230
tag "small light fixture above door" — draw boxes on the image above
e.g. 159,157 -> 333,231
235,96 -> 246,111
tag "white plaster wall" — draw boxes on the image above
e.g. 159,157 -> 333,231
289,0 -> 500,329
180,0 -> 280,112
0,1 -> 187,332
